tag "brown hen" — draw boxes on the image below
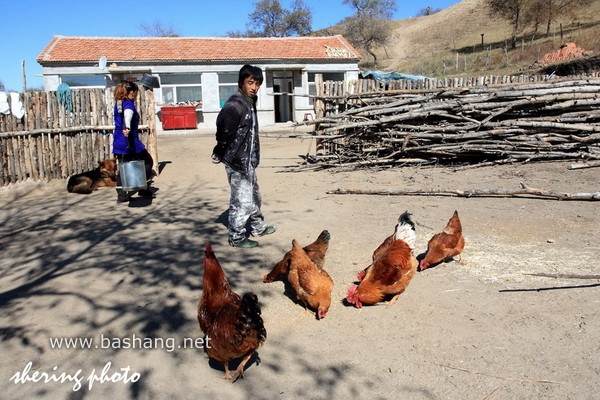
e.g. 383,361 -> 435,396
287,239 -> 334,319
197,242 -> 266,381
419,210 -> 465,271
263,230 -> 330,283
347,211 -> 417,308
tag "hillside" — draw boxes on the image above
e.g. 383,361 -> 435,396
337,0 -> 600,78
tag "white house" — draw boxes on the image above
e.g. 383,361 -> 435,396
37,35 -> 361,131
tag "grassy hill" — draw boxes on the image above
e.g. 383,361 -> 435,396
326,0 -> 600,78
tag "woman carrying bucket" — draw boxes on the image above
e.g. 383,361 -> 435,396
113,81 -> 155,203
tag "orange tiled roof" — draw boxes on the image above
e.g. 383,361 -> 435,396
37,35 -> 362,63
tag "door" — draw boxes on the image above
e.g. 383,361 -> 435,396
272,71 -> 294,123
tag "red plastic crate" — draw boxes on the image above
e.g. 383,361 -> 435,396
161,106 -> 197,130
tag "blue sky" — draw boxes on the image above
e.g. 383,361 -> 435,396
0,0 -> 459,91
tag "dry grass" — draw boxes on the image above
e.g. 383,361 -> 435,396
361,0 -> 600,77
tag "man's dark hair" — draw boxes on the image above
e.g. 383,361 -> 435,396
238,64 -> 264,88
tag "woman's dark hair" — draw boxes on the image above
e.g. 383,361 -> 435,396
123,81 -> 139,93
238,64 -> 264,88
114,81 -> 139,101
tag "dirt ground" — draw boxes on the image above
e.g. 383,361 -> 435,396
1,128 -> 599,399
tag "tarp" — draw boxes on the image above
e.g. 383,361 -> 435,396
361,70 -> 431,82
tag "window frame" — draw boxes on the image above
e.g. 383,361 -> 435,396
218,72 -> 239,108
160,73 -> 203,106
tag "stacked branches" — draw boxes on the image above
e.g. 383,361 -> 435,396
303,79 -> 600,170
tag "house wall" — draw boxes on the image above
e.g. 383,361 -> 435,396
41,62 -> 359,132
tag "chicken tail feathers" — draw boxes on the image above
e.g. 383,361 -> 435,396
316,230 -> 331,244
394,211 -> 417,251
398,211 -> 415,230
235,293 -> 267,346
443,210 -> 462,234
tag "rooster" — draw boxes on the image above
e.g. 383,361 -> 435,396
287,239 -> 334,319
197,242 -> 266,381
419,210 -> 464,271
346,211 -> 417,308
263,230 -> 330,283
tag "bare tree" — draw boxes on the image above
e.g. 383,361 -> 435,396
535,0 -> 593,36
342,0 -> 396,18
284,0 -> 312,35
226,30 -> 253,38
416,6 -> 442,16
235,0 -> 311,37
342,0 -> 396,66
486,0 -> 526,49
343,16 -> 391,66
486,0 -> 592,46
139,21 -> 180,37
521,0 -> 546,36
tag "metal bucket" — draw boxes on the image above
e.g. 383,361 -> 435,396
119,160 -> 147,191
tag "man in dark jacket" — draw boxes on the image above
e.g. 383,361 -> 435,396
213,64 -> 276,248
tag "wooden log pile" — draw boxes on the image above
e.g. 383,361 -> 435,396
301,78 -> 600,170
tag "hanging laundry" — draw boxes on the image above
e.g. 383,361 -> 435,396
10,92 -> 25,119
0,91 -> 10,115
57,83 -> 73,113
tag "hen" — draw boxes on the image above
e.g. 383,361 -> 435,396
356,212 -> 416,282
286,239 -> 334,319
419,210 -> 465,271
263,230 -> 330,283
197,242 -> 266,381
346,211 -> 418,308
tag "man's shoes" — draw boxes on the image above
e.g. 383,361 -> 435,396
138,189 -> 155,198
211,153 -> 222,164
229,238 -> 259,248
117,192 -> 132,203
253,226 -> 277,237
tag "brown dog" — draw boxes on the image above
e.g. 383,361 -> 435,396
67,159 -> 117,194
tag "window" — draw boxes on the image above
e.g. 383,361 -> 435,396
60,75 -> 107,88
218,73 -> 238,108
308,72 -> 345,105
160,74 -> 202,106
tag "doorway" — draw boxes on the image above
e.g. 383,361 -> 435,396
272,71 -> 294,123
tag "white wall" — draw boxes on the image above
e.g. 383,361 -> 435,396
40,61 -> 360,132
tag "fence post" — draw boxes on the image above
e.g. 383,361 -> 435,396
145,88 -> 159,176
314,74 -> 325,156
21,60 -> 28,132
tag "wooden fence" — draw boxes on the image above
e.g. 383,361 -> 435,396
0,88 -> 153,132
1,129 -> 151,185
1,88 -> 153,185
315,72 -> 600,117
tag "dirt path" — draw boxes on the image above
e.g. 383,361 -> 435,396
1,131 -> 599,399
